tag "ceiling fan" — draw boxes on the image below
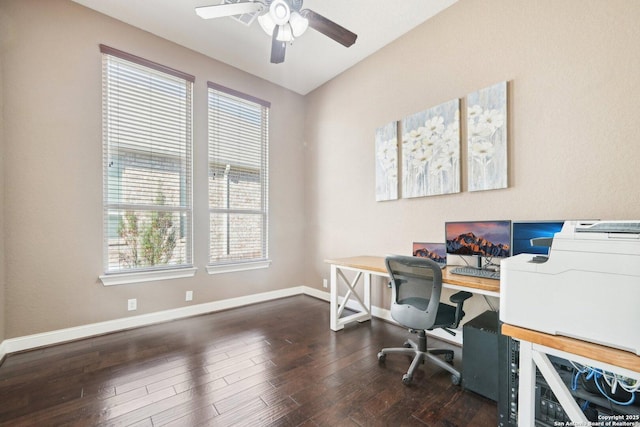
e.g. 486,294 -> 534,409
195,0 -> 358,64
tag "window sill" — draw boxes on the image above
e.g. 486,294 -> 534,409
100,267 -> 198,286
206,260 -> 271,275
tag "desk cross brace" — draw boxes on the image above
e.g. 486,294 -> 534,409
330,264 -> 372,331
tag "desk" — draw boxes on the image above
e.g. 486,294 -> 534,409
502,324 -> 640,427
325,255 -> 500,332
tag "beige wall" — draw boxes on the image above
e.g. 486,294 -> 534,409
304,0 -> 640,318
1,0 -> 307,338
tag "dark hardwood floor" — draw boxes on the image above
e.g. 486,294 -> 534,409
0,295 -> 496,426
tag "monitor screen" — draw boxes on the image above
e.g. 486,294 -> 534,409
512,221 -> 564,255
413,242 -> 447,264
445,220 -> 511,258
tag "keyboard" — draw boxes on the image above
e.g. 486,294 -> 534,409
449,266 -> 500,280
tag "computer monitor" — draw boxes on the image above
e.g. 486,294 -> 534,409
511,220 -> 564,256
412,242 -> 447,265
445,220 -> 511,268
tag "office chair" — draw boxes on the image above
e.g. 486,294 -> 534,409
377,255 -> 472,385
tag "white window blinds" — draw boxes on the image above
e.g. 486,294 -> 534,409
102,45 -> 194,274
208,82 -> 270,266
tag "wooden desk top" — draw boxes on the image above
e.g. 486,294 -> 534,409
324,255 -> 500,294
502,324 -> 640,373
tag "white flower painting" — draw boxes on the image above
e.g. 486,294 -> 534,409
375,121 -> 398,201
401,99 -> 460,198
467,81 -> 508,191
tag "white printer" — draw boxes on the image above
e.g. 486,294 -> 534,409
500,220 -> 640,355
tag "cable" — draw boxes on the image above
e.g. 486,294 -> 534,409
601,371 -> 640,394
485,256 -> 499,267
571,362 -> 637,406
460,256 -> 471,267
570,361 -> 589,391
580,400 -> 590,411
592,372 -> 635,406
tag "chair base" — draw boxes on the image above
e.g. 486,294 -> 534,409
378,330 -> 461,386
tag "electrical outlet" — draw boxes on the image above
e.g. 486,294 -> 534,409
185,290 -> 193,301
323,279 -> 328,288
127,298 -> 137,311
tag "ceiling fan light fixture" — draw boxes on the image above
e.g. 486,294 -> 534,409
289,11 -> 308,37
269,0 -> 290,25
276,23 -> 294,42
257,11 -> 276,36
195,0 -> 358,65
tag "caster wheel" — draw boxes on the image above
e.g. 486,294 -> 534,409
444,353 -> 454,363
377,352 -> 386,363
403,341 -> 412,348
451,374 -> 461,386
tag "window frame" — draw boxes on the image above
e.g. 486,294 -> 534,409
99,45 -> 196,285
206,82 -> 271,274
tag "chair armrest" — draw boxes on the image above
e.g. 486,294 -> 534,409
449,291 -> 473,329
449,291 -> 473,304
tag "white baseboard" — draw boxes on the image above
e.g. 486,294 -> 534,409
0,286 -> 309,359
0,285 -> 460,361
300,286 -> 330,301
0,340 -> 7,364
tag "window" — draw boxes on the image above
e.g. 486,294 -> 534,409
207,82 -> 270,272
101,45 -> 194,282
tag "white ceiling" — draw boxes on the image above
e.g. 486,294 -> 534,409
71,0 -> 458,95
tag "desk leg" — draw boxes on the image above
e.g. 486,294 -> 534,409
517,341 -> 536,427
358,272 -> 372,323
532,350 -> 588,424
517,341 -> 589,427
330,264 -> 341,331
329,265 -> 373,331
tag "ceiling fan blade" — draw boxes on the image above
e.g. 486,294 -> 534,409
270,30 -> 286,64
195,2 -> 264,19
300,9 -> 357,47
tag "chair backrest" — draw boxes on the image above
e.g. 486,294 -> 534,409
385,255 -> 443,330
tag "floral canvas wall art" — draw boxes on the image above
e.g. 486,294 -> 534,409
467,81 -> 508,191
401,99 -> 460,198
375,121 -> 398,201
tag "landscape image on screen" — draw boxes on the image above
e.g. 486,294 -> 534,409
413,242 -> 447,264
445,221 -> 511,257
